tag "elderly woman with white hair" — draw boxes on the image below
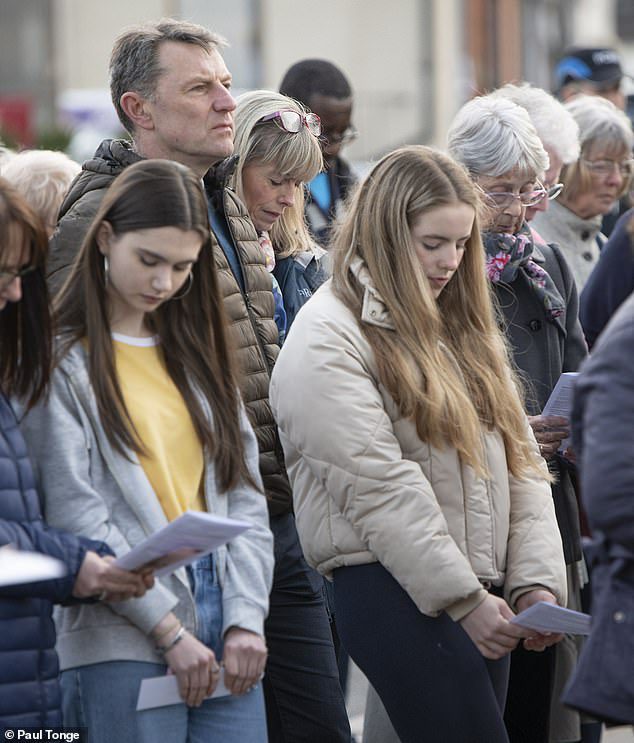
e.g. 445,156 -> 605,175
492,83 -> 580,223
447,94 -> 591,743
476,88 -> 603,743
532,95 -> 633,291
1,149 -> 80,237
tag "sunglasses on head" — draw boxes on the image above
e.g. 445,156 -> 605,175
258,110 -> 322,137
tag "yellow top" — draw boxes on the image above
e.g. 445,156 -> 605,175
113,333 -> 205,521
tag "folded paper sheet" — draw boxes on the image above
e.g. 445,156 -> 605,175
0,545 -> 67,586
115,511 -> 251,577
137,671 -> 231,711
511,601 -> 591,635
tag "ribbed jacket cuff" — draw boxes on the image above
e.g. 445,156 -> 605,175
445,588 -> 489,621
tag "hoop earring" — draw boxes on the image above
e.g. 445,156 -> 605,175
103,255 -> 110,287
171,272 -> 193,300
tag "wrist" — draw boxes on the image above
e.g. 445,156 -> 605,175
516,588 -> 556,612
156,626 -> 186,655
224,626 -> 256,637
151,613 -> 178,641
155,621 -> 181,645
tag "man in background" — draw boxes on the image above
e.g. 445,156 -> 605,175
280,59 -> 358,246
555,46 -> 630,111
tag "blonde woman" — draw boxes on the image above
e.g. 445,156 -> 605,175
231,90 -> 326,337
269,146 -> 567,743
230,90 -> 353,741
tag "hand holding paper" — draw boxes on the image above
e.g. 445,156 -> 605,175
539,372 -> 579,454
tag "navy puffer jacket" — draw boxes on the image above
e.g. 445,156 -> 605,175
0,393 -> 109,730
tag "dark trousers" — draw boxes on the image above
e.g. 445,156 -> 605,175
263,513 -> 351,742
334,562 -> 511,743
504,643 -> 556,742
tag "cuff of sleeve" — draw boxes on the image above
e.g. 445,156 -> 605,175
111,581 -> 180,634
91,540 -> 115,558
222,597 -> 266,638
445,588 -> 489,621
507,584 -> 563,613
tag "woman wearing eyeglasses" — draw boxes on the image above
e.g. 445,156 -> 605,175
532,95 -> 633,293
449,94 -> 593,743
491,83 -> 580,226
231,91 -> 327,337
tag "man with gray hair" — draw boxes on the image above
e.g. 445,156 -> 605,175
48,17 -> 350,743
48,18 -> 233,288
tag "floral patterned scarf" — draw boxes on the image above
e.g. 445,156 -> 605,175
258,231 -> 276,272
483,223 -> 565,322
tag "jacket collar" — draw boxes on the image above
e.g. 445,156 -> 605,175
541,199 -> 603,239
203,155 -> 240,209
351,257 -> 395,330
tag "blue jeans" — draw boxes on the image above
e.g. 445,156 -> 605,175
61,555 -> 267,743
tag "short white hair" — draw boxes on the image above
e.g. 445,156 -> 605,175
564,95 -> 633,155
0,143 -> 15,170
447,95 -> 549,179
1,149 -> 80,229
492,83 -> 580,164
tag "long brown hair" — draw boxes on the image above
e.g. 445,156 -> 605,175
333,146 -> 542,479
0,178 -> 52,409
55,159 -> 253,491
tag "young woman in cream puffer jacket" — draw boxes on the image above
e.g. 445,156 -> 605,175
270,146 -> 567,743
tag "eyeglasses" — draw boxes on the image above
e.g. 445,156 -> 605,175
322,125 -> 359,147
546,183 -> 564,201
482,184 -> 549,210
258,110 -> 322,137
0,265 -> 37,290
582,159 -> 634,178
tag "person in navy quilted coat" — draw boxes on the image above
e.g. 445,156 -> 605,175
564,290 -> 634,724
0,178 -> 150,731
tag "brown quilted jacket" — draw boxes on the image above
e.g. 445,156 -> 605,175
206,171 -> 292,515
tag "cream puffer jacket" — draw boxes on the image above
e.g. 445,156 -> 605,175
270,262 -> 567,621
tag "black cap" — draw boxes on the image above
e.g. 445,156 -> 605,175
555,47 -> 626,89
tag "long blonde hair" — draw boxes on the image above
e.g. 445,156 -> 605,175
333,145 -> 541,479
232,90 -> 323,257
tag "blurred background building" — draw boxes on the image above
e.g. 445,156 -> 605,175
1,0 -> 633,162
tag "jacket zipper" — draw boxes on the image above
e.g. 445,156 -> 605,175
223,195 -> 287,472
